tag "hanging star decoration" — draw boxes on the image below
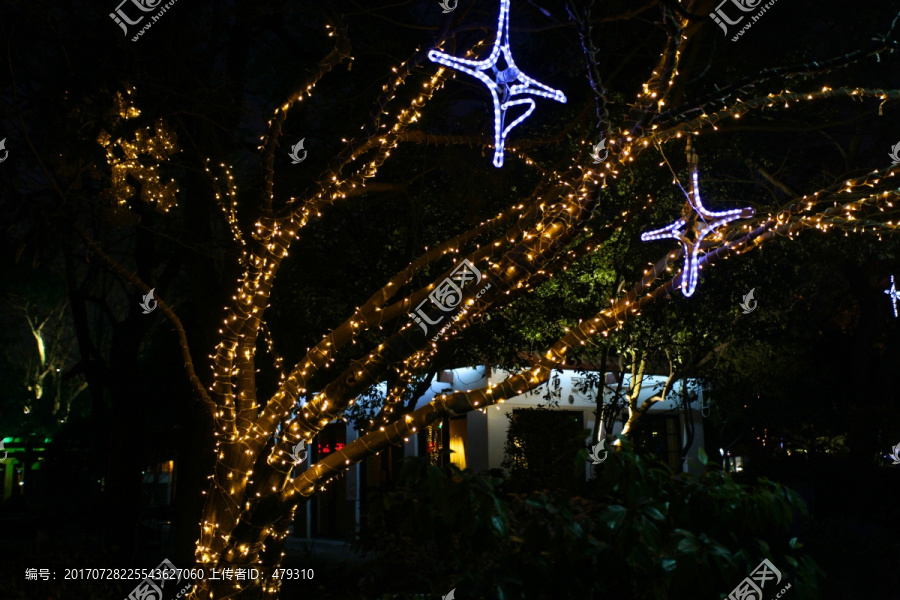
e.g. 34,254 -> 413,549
642,170 -> 754,297
885,275 -> 898,318
427,0 -> 566,167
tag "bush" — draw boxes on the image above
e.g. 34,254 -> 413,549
354,441 -> 823,600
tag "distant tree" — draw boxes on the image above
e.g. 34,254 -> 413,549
0,296 -> 85,433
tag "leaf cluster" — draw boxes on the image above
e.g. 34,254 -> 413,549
354,441 -> 823,600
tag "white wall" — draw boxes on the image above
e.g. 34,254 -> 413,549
409,366 -> 706,474
316,366 -> 708,537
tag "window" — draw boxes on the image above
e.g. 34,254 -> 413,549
633,415 -> 681,471
420,416 -> 467,469
502,408 -> 586,491
448,417 -> 467,469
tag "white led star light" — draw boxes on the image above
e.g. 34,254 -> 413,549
885,275 -> 899,318
427,0 -> 566,167
641,171 -> 753,297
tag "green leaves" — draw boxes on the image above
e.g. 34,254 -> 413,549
697,446 -> 709,466
660,557 -> 677,573
357,447 -> 822,599
599,505 -> 627,530
491,515 -> 507,536
675,531 -> 700,555
642,505 -> 666,522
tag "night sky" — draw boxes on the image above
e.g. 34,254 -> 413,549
1,1 -> 900,599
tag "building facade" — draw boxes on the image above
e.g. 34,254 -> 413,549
298,365 -> 707,539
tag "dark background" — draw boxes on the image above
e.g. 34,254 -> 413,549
1,0 -> 899,598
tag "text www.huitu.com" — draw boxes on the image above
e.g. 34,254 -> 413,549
131,0 -> 181,42
731,0 -> 779,42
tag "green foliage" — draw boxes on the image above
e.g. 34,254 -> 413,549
355,443 -> 823,600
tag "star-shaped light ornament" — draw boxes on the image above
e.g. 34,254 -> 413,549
642,171 -> 754,297
886,275 -> 899,318
427,0 -> 566,167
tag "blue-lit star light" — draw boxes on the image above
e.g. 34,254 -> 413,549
642,171 -> 754,297
427,0 -> 566,167
886,275 -> 899,318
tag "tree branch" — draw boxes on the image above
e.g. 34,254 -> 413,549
73,223 -> 215,415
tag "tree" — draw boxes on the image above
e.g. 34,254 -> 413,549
3,1 -> 900,598
181,4 -> 900,595
1,293 -> 86,434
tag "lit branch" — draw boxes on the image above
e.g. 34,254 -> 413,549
651,11 -> 900,128
618,5 -> 687,144
259,21 -> 352,215
638,88 -> 900,150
